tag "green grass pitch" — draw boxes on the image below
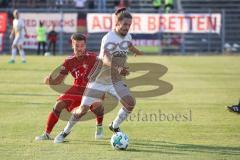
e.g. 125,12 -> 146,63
0,55 -> 240,160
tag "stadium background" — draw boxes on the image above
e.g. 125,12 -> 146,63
0,1 -> 240,160
0,0 -> 240,55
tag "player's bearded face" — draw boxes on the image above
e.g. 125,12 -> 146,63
72,40 -> 86,57
116,18 -> 132,36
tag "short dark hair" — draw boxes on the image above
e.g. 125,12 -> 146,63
13,9 -> 18,17
115,7 -> 132,22
39,21 -> 43,26
71,33 -> 86,42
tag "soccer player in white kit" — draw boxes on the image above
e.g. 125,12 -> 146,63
8,9 -> 27,63
54,8 -> 143,143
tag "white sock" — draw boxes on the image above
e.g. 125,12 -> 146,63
63,115 -> 78,134
11,48 -> 17,60
19,49 -> 26,61
44,132 -> 50,136
112,107 -> 130,129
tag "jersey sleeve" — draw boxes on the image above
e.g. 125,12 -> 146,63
98,35 -> 108,59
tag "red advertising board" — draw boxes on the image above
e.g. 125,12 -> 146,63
87,13 -> 222,34
0,12 -> 7,33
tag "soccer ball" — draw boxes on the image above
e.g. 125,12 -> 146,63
110,132 -> 129,150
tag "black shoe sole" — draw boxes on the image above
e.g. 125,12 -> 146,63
109,123 -> 121,133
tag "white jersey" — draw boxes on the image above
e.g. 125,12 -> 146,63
13,18 -> 25,38
94,30 -> 132,84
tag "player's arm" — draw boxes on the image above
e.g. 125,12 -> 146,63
102,50 -> 113,67
44,63 -> 69,85
9,28 -> 15,39
23,20 -> 28,37
24,26 -> 28,36
129,45 -> 144,56
102,51 -> 129,76
44,73 -> 67,85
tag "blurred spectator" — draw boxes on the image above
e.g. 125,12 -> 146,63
47,25 -> 58,56
115,0 -> 130,10
74,0 -> 86,8
170,34 -> 181,46
98,0 -> 106,11
164,0 -> 174,13
152,0 -> 162,11
36,21 -> 47,55
163,34 -> 181,47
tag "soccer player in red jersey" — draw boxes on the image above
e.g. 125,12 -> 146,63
35,33 -> 104,141
54,8 -> 144,144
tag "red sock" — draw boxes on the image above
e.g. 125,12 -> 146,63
96,116 -> 103,126
45,111 -> 59,134
90,105 -> 104,126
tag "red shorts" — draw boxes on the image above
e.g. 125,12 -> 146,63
57,85 -> 85,112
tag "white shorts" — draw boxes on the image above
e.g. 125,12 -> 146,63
12,36 -> 24,46
81,81 -> 131,106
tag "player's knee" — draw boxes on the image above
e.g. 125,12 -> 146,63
81,106 -> 89,115
122,96 -> 136,111
52,108 -> 61,116
129,98 -> 136,107
12,45 -> 17,49
124,98 -> 136,112
98,105 -> 104,115
54,101 -> 67,112
90,103 -> 104,116
18,45 -> 22,50
16,45 -> 23,50
75,105 -> 89,117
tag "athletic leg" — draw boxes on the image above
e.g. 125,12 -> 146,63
35,100 -> 70,141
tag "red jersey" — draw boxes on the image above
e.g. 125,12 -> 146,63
48,30 -> 57,42
60,52 -> 97,86
57,52 -> 101,112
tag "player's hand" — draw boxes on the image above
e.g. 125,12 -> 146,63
9,34 -> 13,40
119,66 -> 130,76
134,51 -> 144,57
44,76 -> 52,85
